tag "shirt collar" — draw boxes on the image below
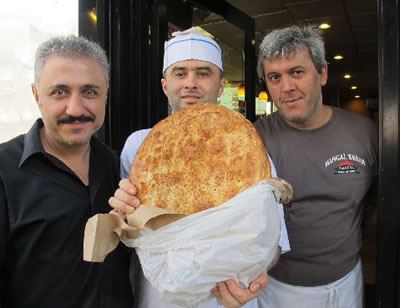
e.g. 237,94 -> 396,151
19,118 -> 109,169
19,118 -> 46,167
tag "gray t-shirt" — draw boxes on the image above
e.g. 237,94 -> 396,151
254,107 -> 378,286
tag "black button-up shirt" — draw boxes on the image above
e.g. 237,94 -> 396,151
0,119 -> 133,308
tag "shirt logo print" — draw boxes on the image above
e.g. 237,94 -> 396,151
334,160 -> 359,175
325,153 -> 365,175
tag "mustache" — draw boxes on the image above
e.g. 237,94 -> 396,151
57,115 -> 94,125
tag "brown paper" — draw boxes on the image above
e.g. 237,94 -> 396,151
126,204 -> 185,230
83,204 -> 185,262
83,178 -> 292,263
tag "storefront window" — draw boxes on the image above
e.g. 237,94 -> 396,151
0,0 -> 78,142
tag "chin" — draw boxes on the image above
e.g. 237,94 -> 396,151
280,110 -> 307,123
185,102 -> 200,107
177,103 -> 196,111
58,134 -> 92,146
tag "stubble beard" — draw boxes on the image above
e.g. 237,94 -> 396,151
279,97 -> 321,127
54,122 -> 102,147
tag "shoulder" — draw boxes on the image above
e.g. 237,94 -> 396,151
331,108 -> 378,160
333,107 -> 377,133
254,112 -> 282,135
0,135 -> 25,181
122,128 -> 151,155
120,128 -> 152,176
125,128 -> 152,144
0,134 -> 24,159
91,137 -> 118,162
334,107 -> 374,124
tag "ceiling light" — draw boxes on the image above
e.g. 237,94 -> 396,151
333,55 -> 343,60
258,91 -> 268,101
351,86 -> 357,90
237,84 -> 245,97
344,74 -> 351,79
319,23 -> 331,30
88,9 -> 97,23
355,95 -> 360,98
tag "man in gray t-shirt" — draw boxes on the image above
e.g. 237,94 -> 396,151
254,25 -> 377,307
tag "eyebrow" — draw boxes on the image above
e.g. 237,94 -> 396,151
266,65 -> 306,76
170,66 -> 187,73
47,84 -> 101,92
47,84 -> 69,92
195,66 -> 213,72
266,72 -> 279,78
80,84 -> 101,90
49,83 -> 68,88
170,66 -> 213,72
289,65 -> 306,71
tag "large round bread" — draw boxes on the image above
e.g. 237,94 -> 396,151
130,103 -> 271,215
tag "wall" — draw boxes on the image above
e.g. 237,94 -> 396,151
341,98 -> 371,118
0,0 -> 78,142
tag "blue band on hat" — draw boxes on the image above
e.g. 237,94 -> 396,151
165,38 -> 221,54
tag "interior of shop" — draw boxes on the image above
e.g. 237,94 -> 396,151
191,0 -> 378,122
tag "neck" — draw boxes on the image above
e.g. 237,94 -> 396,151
40,130 -> 90,159
287,105 -> 332,130
40,130 -> 91,185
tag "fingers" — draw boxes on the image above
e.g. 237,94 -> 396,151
265,178 -> 293,204
212,280 -> 259,308
212,281 -> 241,308
108,191 -> 139,214
249,282 -> 261,293
280,179 -> 293,204
119,178 -> 137,195
108,179 -> 140,214
212,273 -> 267,308
118,179 -> 140,209
109,208 -> 127,220
115,186 -> 140,207
226,279 -> 259,303
249,271 -> 268,293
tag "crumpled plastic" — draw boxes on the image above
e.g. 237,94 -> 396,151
121,180 -> 281,307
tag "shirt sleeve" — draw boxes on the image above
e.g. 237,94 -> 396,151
120,129 -> 151,178
0,179 -> 8,305
268,154 -> 291,253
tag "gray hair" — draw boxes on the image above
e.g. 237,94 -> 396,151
257,25 -> 327,79
34,35 -> 110,87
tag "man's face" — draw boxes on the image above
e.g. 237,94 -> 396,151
263,47 -> 328,129
32,55 -> 107,147
161,59 -> 225,113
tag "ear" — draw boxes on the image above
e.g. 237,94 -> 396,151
31,84 -> 40,105
320,65 -> 328,86
217,78 -> 225,97
161,78 -> 168,97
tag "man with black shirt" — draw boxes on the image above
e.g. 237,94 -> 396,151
0,36 -> 133,308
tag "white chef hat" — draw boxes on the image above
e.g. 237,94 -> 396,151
163,28 -> 223,73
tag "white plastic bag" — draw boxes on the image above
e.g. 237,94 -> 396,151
121,180 -> 281,307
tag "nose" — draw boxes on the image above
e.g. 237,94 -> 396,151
183,73 -> 198,89
65,92 -> 86,116
281,75 -> 295,93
